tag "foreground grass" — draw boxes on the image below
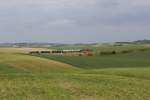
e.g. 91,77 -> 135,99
0,47 -> 150,100
0,71 -> 150,100
83,67 -> 150,80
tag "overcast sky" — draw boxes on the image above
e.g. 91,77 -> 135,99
0,0 -> 150,43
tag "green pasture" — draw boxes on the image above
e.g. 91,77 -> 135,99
0,46 -> 150,100
36,51 -> 150,69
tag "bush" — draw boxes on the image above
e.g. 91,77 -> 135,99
120,50 -> 133,54
100,51 -> 116,55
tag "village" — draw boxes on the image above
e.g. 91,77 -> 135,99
29,48 -> 94,56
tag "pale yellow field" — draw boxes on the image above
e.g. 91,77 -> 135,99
0,48 -> 78,73
0,48 -> 53,54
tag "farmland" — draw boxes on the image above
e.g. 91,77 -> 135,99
37,51 -> 150,69
0,45 -> 150,100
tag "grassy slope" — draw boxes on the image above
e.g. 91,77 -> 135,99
84,68 -> 150,80
0,71 -> 150,100
0,53 -> 78,74
30,51 -> 150,100
0,47 -> 150,100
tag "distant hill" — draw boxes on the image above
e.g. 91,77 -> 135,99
1,40 -> 150,48
0,43 -> 97,48
0,43 -> 64,48
133,40 -> 150,44
116,40 -> 150,44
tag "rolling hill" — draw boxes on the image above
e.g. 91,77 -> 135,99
0,47 -> 150,100
0,48 -> 78,74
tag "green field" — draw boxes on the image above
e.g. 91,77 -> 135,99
0,46 -> 150,100
36,51 -> 150,69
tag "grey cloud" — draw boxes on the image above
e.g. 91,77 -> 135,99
0,0 -> 150,43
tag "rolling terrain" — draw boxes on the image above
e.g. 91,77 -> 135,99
0,47 -> 150,100
0,54 -> 78,74
37,51 -> 150,69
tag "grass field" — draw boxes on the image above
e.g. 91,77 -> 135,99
36,51 -> 150,69
0,53 -> 78,74
0,47 -> 150,100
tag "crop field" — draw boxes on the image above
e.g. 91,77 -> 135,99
0,45 -> 150,100
37,51 -> 150,69
0,47 -> 52,54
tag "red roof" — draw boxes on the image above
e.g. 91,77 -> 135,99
81,49 -> 93,52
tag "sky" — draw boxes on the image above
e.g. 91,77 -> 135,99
0,0 -> 150,43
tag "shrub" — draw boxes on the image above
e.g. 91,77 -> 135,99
100,51 -> 116,55
120,50 -> 133,54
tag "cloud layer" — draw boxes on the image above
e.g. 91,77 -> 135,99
0,0 -> 150,43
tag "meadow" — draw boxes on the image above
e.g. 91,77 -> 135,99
0,45 -> 150,100
37,51 -> 150,69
